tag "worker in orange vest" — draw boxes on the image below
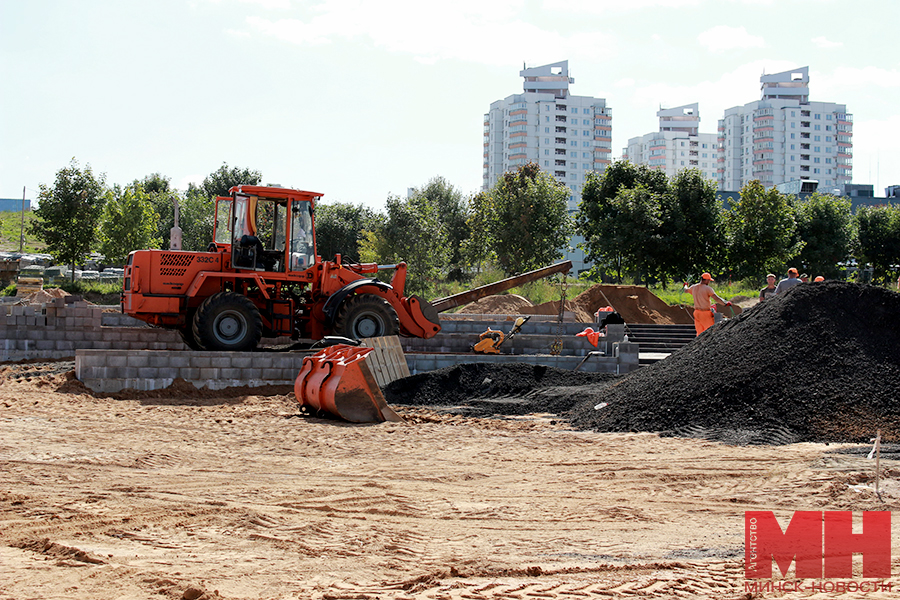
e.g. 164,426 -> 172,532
686,273 -> 730,336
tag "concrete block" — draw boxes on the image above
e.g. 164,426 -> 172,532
35,339 -> 55,350
242,368 -> 263,380
168,354 -> 192,368
190,355 -> 212,369
210,356 -> 232,369
199,368 -> 219,380
55,341 -> 76,351
135,367 -> 156,379
220,368 -> 242,379
94,341 -> 112,349
230,356 -> 254,369
126,355 -> 150,368
156,367 -> 180,379
148,354 -> 170,368
261,368 -> 281,381
111,341 -> 131,349
121,331 -> 141,342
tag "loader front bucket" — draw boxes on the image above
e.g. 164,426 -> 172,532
294,345 -> 404,423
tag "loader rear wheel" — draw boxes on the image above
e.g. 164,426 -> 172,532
333,294 -> 399,340
193,292 -> 262,351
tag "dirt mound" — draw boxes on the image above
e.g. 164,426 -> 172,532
564,281 -> 900,443
458,294 -> 533,314
520,299 -> 593,323
13,288 -> 70,305
383,362 -> 618,418
571,284 -> 694,325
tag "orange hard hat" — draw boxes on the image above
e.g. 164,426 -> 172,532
701,272 -> 712,281
814,276 -> 824,282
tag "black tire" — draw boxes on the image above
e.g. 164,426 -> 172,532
178,324 -> 203,350
192,292 -> 263,351
332,294 -> 399,340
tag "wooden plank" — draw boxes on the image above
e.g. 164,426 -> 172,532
360,336 -> 408,386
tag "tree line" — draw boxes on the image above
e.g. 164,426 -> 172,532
30,158 -> 900,292
578,161 -> 900,286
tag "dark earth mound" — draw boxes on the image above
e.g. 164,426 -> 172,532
565,281 -> 900,443
383,362 -> 619,418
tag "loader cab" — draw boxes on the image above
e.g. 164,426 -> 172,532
219,189 -> 317,273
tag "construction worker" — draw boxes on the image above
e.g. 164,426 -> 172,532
759,274 -> 777,301
775,267 -> 802,294
687,273 -> 730,336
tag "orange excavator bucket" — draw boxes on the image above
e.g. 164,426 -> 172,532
294,345 -> 404,423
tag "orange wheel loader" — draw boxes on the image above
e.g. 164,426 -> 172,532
121,185 -> 442,351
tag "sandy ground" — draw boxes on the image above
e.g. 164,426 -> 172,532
2,365 -> 899,600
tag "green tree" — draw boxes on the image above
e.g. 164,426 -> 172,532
360,194 -> 449,296
576,160 -> 667,282
410,177 -> 470,280
793,192 -> 853,279
314,201 -> 380,264
490,163 -> 572,276
177,164 -> 263,251
854,204 -> 900,284
659,169 -> 724,284
201,163 -> 263,198
462,191 -> 497,273
137,173 -> 179,250
609,184 -> 664,283
723,181 -> 801,280
99,184 -> 162,264
30,159 -> 106,281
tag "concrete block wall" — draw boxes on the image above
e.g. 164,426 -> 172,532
76,349 -> 310,393
1,299 -> 186,362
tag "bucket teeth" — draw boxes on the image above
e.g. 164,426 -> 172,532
294,344 -> 404,423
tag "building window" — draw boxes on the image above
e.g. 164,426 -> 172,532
826,125 -> 832,131
545,116 -> 550,122
544,160 -> 549,166
583,108 -> 590,114
583,119 -> 590,125
571,108 -> 578,114
583,141 -> 591,147
791,166 -> 795,172
791,133 -> 795,139
544,149 -> 549,155
583,130 -> 590,136
814,146 -> 820,152
826,158 -> 832,164
815,114 -> 821,119
790,144 -> 795,150
570,141 -> 577,147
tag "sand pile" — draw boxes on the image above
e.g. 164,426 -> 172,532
571,285 -> 696,325
14,288 -> 70,305
459,294 -> 533,314
565,281 -> 900,443
520,299 -> 593,323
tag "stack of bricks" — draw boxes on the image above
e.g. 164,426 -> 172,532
1,297 -> 185,362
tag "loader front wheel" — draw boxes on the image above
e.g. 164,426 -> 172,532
333,294 -> 399,340
193,292 -> 263,351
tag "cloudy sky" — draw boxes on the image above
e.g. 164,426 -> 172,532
2,0 -> 898,209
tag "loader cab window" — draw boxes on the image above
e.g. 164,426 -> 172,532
214,197 -> 232,245
289,200 -> 314,271
232,194 -> 288,272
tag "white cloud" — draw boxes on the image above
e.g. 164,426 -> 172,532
811,35 -> 842,48
815,66 -> 900,94
614,78 -> 636,88
542,0 -> 701,11
697,25 -> 765,52
628,60 -> 798,126
852,115 -> 900,190
238,0 -> 292,8
243,1 -> 616,65
226,28 -> 251,37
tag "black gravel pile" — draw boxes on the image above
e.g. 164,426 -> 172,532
566,281 -> 900,443
384,362 -> 619,418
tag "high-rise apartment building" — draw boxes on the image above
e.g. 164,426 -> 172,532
717,67 -> 852,193
622,103 -> 719,182
483,61 -> 612,273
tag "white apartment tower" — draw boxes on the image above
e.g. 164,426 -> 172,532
717,67 -> 853,192
622,103 -> 719,182
483,61 -> 612,272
